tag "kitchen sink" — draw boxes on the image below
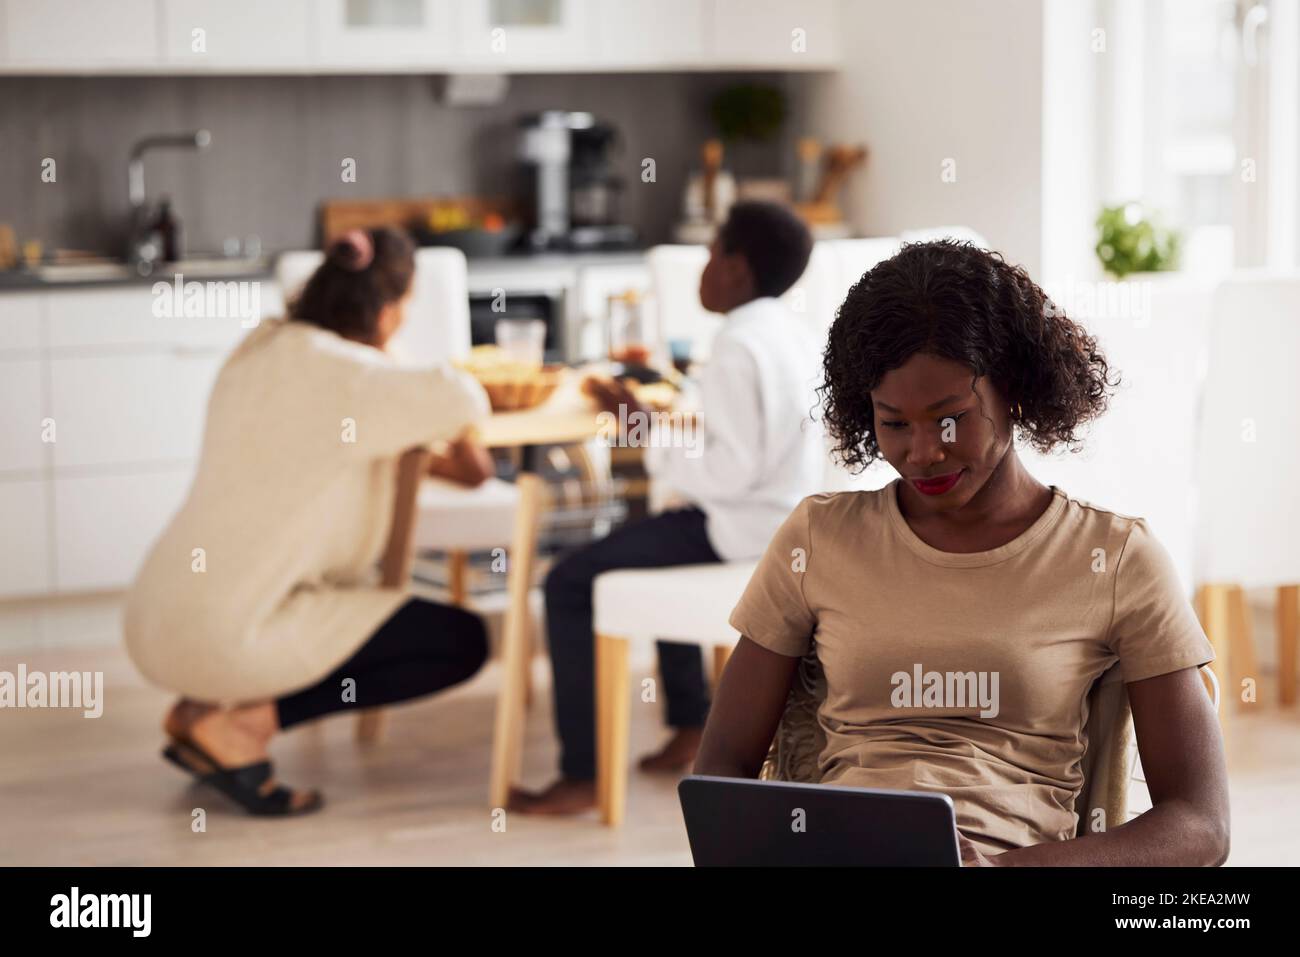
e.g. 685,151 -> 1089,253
32,261 -> 138,282
31,257 -> 269,284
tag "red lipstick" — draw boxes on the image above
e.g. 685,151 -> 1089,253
911,469 -> 964,496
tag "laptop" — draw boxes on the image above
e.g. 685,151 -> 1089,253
678,775 -> 962,866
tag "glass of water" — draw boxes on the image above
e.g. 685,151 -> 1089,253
495,318 -> 546,368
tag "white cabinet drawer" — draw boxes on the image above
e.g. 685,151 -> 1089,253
0,479 -> 52,597
45,286 -> 256,351
49,351 -> 223,468
3,0 -> 160,67
0,358 -> 47,472
0,293 -> 43,353
163,0 -> 313,68
53,469 -> 192,592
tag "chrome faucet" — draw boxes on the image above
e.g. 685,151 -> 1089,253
126,129 -> 211,273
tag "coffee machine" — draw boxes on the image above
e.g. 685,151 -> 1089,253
517,110 -> 639,252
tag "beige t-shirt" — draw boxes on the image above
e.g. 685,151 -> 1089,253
728,480 -> 1215,854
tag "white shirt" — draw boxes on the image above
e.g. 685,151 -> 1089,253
644,297 -> 825,561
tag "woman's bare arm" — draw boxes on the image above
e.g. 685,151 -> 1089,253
993,666 -> 1230,866
693,636 -> 800,779
427,431 -> 495,487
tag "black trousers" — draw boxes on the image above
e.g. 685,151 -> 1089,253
544,507 -> 721,780
275,598 -> 488,729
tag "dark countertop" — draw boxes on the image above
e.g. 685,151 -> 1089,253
0,249 -> 651,294
0,259 -> 274,293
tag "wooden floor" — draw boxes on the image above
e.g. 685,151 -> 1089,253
0,640 -> 697,866
2,613 -> 1299,866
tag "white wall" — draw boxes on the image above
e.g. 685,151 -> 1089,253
1041,0 -> 1103,285
794,0 -> 1046,275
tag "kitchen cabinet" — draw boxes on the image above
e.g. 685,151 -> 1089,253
0,280 -> 276,596
53,469 -> 191,592
710,0 -> 840,68
0,293 -> 42,354
0,358 -> 46,473
45,285 -> 251,351
49,350 -> 224,469
0,480 -> 52,597
454,0 -> 593,70
1,0 -> 160,69
161,0 -> 313,70
316,0 -> 453,69
0,0 -> 840,73
592,0 -> 706,68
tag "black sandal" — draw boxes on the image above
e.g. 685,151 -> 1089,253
163,738 -> 324,817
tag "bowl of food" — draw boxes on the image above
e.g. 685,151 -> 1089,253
457,345 -> 562,412
415,209 -> 522,258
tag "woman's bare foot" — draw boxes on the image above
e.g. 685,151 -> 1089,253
185,707 -> 272,767
163,698 -> 216,742
506,778 -> 597,815
225,701 -> 280,742
638,727 -> 704,773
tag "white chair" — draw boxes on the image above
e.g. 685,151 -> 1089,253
1017,274 -> 1214,596
782,240 -> 841,340
796,236 -> 906,341
590,446 -> 894,825
827,237 -> 904,295
274,247 -> 471,365
1193,274 -> 1300,708
992,274 -> 1235,722
647,237 -> 906,363
644,244 -> 718,362
273,247 -> 536,744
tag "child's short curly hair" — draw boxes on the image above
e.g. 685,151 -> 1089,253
819,240 -> 1117,471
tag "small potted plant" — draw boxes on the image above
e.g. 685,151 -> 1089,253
1095,202 -> 1181,278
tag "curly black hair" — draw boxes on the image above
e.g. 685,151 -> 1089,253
818,239 -> 1117,471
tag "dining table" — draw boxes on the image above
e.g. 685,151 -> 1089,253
470,366 -> 698,809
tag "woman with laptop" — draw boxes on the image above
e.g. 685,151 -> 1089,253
694,240 -> 1230,866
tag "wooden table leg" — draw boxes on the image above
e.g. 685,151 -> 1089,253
1279,585 -> 1299,707
448,550 -> 469,607
596,632 -> 631,827
488,473 -> 544,810
1195,583 -> 1234,750
711,644 -> 733,692
1226,585 -> 1258,705
356,709 -> 389,743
